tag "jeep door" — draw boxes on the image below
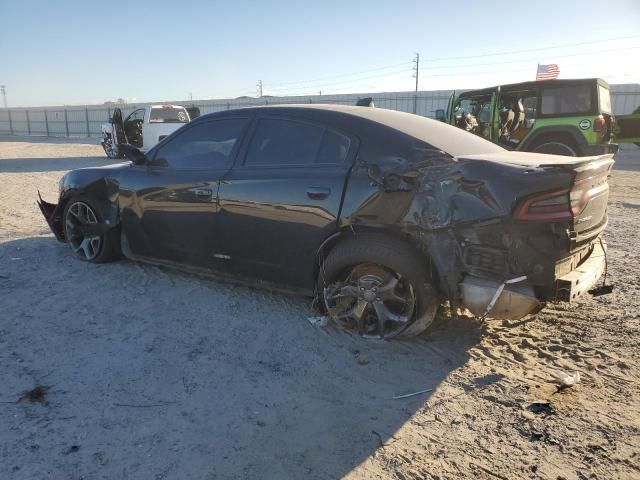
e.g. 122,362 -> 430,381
216,115 -> 357,290
614,111 -> 640,144
119,116 -> 250,268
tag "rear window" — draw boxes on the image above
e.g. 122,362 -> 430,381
540,85 -> 592,115
149,107 -> 189,123
598,85 -> 611,113
245,118 -> 350,166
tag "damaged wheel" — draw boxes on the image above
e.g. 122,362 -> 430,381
318,233 -> 441,339
63,197 -> 120,263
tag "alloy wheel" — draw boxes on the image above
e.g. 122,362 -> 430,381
65,201 -> 102,261
323,263 -> 416,338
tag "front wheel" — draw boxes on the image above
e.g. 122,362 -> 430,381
318,233 -> 441,339
102,134 -> 123,159
63,197 -> 120,263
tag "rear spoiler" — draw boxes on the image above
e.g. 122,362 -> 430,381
458,152 -> 615,169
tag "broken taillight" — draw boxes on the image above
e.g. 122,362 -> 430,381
517,189 -> 572,221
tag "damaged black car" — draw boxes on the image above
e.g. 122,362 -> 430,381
38,105 -> 613,338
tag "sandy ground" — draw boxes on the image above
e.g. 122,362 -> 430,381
0,136 -> 638,480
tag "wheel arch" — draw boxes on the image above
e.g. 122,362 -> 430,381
519,126 -> 586,154
314,225 -> 441,291
59,179 -> 122,237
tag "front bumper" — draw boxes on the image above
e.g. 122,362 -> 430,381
36,191 -> 65,242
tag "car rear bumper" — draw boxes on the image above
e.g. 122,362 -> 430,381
459,240 -> 606,320
555,240 -> 606,301
582,143 -> 618,155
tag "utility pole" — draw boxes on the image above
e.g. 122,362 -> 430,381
0,85 -> 7,109
257,80 -> 263,98
412,53 -> 419,114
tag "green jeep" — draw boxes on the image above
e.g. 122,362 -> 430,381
437,78 -> 639,156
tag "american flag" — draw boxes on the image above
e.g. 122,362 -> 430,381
536,64 -> 560,81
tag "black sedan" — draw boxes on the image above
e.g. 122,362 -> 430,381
39,105 -> 612,338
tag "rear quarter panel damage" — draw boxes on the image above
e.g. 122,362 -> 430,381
338,146 -> 576,309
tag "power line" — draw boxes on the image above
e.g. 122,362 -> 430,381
264,61 -> 412,88
266,67 -> 412,93
419,45 -> 640,71
420,34 -> 640,63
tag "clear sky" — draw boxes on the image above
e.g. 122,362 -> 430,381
1,0 -> 639,107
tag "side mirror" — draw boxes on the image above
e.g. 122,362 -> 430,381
435,109 -> 446,122
118,144 -> 147,165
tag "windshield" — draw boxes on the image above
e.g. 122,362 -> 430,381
149,107 -> 189,124
598,85 -> 612,113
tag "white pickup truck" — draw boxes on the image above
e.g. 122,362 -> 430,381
101,105 -> 198,158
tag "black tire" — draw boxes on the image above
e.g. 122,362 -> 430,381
317,232 -> 442,339
63,195 -> 121,263
531,140 -> 578,156
102,134 -> 124,159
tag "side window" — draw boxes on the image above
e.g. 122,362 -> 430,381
540,85 -> 592,115
125,109 -> 144,123
317,129 -> 351,164
245,118 -> 350,166
154,118 -> 247,169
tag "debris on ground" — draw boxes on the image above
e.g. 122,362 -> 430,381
551,369 -> 581,389
392,388 -> 433,400
19,385 -> 49,404
307,315 -> 329,327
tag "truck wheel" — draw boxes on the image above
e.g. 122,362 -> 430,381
102,135 -> 124,159
63,196 -> 121,263
317,232 -> 441,339
531,141 -> 578,156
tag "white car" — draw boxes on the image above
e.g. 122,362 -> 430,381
101,105 -> 197,158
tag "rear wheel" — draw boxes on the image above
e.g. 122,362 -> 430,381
318,233 -> 441,339
531,141 -> 578,156
63,197 -> 120,263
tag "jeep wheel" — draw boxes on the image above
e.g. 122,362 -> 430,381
532,141 -> 578,156
318,233 -> 441,339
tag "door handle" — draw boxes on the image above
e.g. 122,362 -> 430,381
194,188 -> 213,200
307,187 -> 331,200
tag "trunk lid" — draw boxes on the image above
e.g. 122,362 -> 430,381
459,151 -> 614,243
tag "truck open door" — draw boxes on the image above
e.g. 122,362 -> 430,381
111,108 -> 128,145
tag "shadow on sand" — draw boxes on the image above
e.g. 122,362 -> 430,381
0,236 -> 481,479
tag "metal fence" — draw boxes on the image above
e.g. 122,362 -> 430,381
0,85 -> 638,139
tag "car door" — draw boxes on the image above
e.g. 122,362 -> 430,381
119,116 -> 250,269
614,111 -> 640,144
123,108 -> 145,148
216,115 -> 358,290
111,108 -> 127,145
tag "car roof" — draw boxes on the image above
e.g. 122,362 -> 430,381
212,104 -> 506,157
